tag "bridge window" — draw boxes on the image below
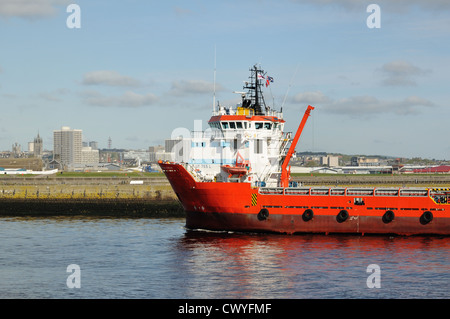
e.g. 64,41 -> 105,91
221,122 -> 229,129
264,123 -> 272,129
255,122 -> 263,129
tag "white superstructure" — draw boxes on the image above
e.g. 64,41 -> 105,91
170,65 -> 293,187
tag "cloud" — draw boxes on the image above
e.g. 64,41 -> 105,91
83,90 -> 158,108
38,92 -> 61,102
2,93 -> 17,99
292,91 -> 331,104
37,88 -> 70,102
0,0 -> 70,19
378,60 -> 431,86
174,6 -> 193,16
125,136 -> 140,142
292,91 -> 435,117
82,70 -> 141,87
290,0 -> 450,12
169,80 -> 224,96
323,95 -> 435,116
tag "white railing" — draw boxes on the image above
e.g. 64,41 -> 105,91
212,106 -> 283,119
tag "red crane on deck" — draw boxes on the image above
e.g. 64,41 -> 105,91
279,105 -> 315,187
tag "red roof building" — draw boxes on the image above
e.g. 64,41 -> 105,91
413,165 -> 450,173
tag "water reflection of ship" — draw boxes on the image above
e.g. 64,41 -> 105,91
176,231 -> 449,298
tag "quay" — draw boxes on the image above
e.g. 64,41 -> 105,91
0,174 -> 181,217
0,173 -> 449,217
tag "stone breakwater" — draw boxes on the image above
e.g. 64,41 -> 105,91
0,176 -> 182,217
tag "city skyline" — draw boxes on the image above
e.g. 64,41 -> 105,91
1,1 -> 449,160
3,126 -> 448,163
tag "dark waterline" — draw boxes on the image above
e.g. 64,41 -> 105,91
0,215 -> 448,299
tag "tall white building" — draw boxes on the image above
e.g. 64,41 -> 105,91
53,126 -> 99,169
53,126 -> 82,167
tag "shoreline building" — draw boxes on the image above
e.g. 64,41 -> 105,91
53,126 -> 99,170
29,132 -> 43,158
148,141 -> 175,163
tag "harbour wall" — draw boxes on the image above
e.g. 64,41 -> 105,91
0,175 -> 449,217
0,177 -> 182,217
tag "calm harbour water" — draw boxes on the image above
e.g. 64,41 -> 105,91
0,215 -> 448,299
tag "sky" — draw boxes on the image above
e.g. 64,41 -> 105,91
0,0 -> 449,160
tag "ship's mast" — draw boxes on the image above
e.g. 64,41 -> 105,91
212,46 -> 217,113
243,64 -> 266,115
254,65 -> 260,114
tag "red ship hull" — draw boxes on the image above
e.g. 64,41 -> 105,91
160,162 -> 450,236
